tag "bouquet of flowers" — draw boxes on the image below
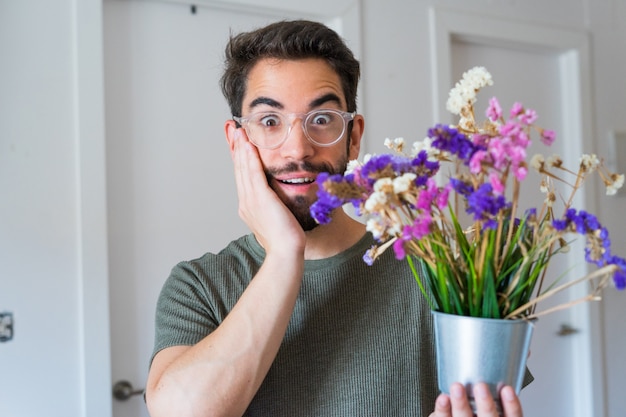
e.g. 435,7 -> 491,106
311,67 -> 625,319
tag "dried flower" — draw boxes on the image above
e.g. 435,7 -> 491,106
311,67 -> 625,319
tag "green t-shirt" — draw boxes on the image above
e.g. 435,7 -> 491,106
153,232 -> 439,416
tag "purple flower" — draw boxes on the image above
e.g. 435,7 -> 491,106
361,154 -> 414,180
310,172 -> 350,224
450,178 -> 473,196
610,256 -> 626,290
555,209 -> 601,235
551,209 -> 626,283
466,183 -> 508,227
310,195 -> 342,224
552,219 -> 568,231
363,248 -> 375,266
412,150 -> 440,185
428,124 -> 481,163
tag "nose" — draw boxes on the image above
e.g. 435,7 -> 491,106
279,119 -> 315,159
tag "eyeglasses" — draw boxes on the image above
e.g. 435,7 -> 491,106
233,109 -> 356,150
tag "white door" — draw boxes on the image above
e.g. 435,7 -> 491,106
447,41 -> 595,417
103,1 -> 360,416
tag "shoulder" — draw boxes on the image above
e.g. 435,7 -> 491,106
159,234 -> 262,308
171,234 -> 262,282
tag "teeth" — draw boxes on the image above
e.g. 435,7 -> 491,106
282,177 -> 314,184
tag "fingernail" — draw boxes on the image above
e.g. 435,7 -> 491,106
474,383 -> 490,399
501,386 -> 515,402
451,383 -> 464,399
437,394 -> 449,407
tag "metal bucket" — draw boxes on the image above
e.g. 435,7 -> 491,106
432,311 -> 535,413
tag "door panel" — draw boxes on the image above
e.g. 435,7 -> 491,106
103,1 -> 360,416
451,40 -> 577,417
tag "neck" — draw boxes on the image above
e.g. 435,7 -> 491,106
303,209 -> 366,260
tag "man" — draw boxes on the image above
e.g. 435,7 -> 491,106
145,20 -> 524,417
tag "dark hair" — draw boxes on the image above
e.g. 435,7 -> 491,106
220,20 -> 360,117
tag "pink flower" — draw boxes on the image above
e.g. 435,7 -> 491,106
469,150 -> 487,174
489,172 -> 505,195
488,139 -> 507,170
499,120 -> 522,137
510,102 -> 524,117
437,184 -> 452,210
486,97 -> 502,121
520,108 -> 538,125
541,129 -> 556,146
393,238 -> 406,259
472,133 -> 491,147
514,165 -> 528,181
512,130 -> 530,148
508,145 -> 527,166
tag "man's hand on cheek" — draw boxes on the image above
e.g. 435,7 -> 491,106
231,128 -> 305,253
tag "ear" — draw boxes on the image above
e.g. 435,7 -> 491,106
224,119 -> 238,152
347,114 -> 365,160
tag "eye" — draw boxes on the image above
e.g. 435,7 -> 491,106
310,112 -> 334,125
257,114 -> 282,128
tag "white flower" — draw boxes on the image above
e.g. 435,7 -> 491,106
446,90 -> 466,115
411,137 -> 441,159
607,174 -> 625,196
364,190 -> 389,212
384,137 -> 405,152
546,154 -> 563,168
580,154 -> 600,171
446,66 -> 493,115
530,154 -> 545,171
366,218 -> 385,239
373,177 -> 393,192
393,173 -> 417,193
345,159 -> 361,174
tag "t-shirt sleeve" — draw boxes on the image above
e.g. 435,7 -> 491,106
151,260 -> 218,363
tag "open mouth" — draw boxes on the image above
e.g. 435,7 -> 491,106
278,177 -> 316,185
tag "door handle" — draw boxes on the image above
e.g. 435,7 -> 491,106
556,323 -> 580,336
112,380 -> 145,401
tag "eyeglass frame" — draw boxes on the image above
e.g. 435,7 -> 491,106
232,108 -> 356,150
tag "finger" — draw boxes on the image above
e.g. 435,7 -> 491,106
429,393 -> 451,417
448,383 -> 475,417
472,383 -> 498,416
232,129 -> 267,215
499,386 -> 523,417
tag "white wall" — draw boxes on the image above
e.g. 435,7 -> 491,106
1,0 -> 624,416
0,1 -> 110,417
0,1 -> 83,416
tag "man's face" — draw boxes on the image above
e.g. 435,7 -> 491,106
239,58 -> 363,231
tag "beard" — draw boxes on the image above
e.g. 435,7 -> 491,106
265,158 -> 348,231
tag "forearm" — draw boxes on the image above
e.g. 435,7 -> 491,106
146,251 -> 304,417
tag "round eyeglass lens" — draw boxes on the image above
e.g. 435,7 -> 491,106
304,110 -> 346,145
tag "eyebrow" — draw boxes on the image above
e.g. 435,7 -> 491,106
309,93 -> 343,109
248,97 -> 283,111
247,93 -> 344,113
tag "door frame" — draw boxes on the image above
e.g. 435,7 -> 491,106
77,1 -> 362,415
74,1 -> 111,416
429,7 -> 605,417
